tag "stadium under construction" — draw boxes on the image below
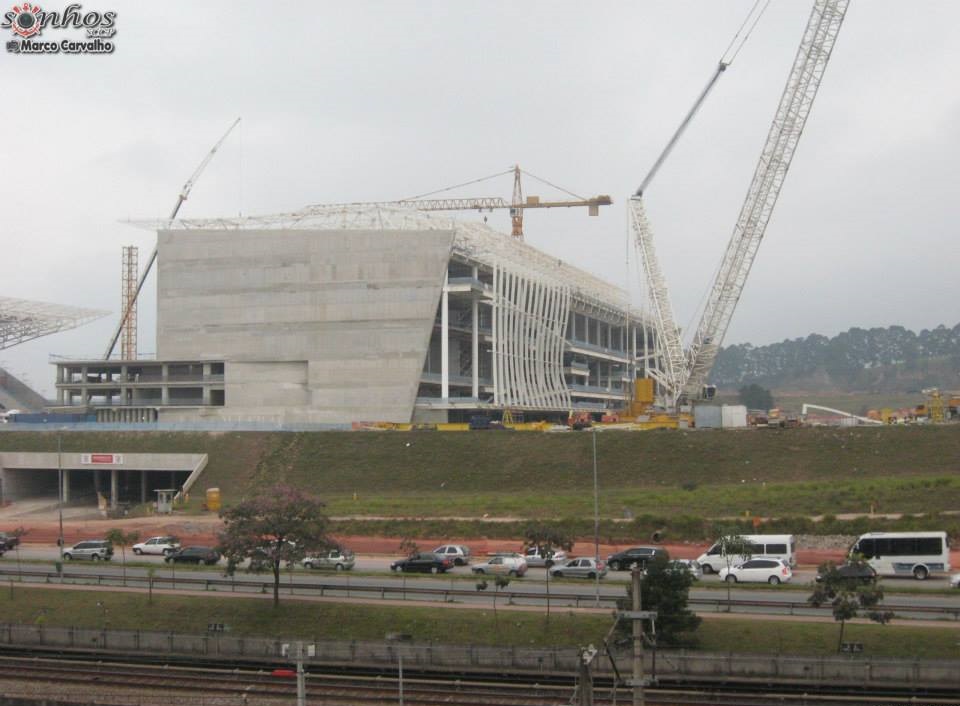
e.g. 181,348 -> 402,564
49,206 -> 664,426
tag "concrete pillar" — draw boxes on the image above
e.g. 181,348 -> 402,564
62,469 -> 70,503
110,469 -> 118,508
202,363 -> 211,405
472,295 -> 479,399
161,364 -> 169,405
441,271 -> 449,400
140,472 -> 147,504
93,470 -> 101,495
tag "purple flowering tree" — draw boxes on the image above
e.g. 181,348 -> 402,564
218,484 -> 332,607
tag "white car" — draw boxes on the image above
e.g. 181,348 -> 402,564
432,544 -> 472,566
132,536 -> 181,556
472,554 -> 528,577
719,557 -> 792,585
950,573 -> 960,589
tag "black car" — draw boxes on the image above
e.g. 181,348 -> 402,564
0,532 -> 19,552
165,546 -> 221,565
815,562 -> 877,585
606,546 -> 669,571
390,552 -> 453,574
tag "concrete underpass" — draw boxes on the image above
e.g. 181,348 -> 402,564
0,452 -> 207,512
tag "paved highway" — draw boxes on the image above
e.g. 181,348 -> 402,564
2,546 -> 958,620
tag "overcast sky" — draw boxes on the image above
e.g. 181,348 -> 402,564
2,1 -> 958,396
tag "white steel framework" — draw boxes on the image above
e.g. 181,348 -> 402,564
130,205 -> 629,320
0,296 -> 108,351
491,263 -> 571,410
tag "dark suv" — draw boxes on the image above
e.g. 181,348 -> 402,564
165,546 -> 221,565
606,546 -> 669,571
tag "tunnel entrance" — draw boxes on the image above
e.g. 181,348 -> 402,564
0,451 -> 205,511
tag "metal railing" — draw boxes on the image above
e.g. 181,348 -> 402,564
1,568 -> 958,620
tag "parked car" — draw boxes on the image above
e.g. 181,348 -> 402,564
431,544 -> 472,566
548,557 -> 607,580
719,557 -> 792,585
523,546 -> 567,568
607,546 -> 669,571
815,562 -> 877,585
950,573 -> 960,589
472,554 -> 528,577
390,552 -> 453,574
0,532 -> 20,551
63,540 -> 114,561
668,559 -> 702,580
302,548 -> 356,571
165,546 -> 221,565
132,536 -> 181,556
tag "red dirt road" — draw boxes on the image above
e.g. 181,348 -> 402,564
0,515 -> 862,565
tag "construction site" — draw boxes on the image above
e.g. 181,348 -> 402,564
0,0 -> 956,434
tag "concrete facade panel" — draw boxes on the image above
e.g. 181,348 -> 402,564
157,228 -> 454,423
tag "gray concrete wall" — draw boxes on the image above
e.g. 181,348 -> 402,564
157,228 -> 455,423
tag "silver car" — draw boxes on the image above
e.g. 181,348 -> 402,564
548,557 -> 607,579
668,559 -> 702,580
302,548 -> 356,571
63,540 -> 113,561
432,544 -> 472,566
472,554 -> 528,577
523,547 -> 567,568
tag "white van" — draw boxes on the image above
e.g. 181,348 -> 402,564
697,534 -> 797,574
850,531 -> 951,580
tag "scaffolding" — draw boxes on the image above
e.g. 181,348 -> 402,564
120,246 -> 138,360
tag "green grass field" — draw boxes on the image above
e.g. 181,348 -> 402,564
1,426 -> 959,525
2,587 -> 957,658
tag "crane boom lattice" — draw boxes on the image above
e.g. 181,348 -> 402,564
629,197 -> 686,398
681,0 -> 848,400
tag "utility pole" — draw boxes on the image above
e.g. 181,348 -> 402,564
592,427 -> 600,607
57,431 -> 64,579
294,641 -> 306,706
621,566 -> 656,706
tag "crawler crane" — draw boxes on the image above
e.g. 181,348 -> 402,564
631,0 -> 849,408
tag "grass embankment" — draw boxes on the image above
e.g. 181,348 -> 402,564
2,427 -> 959,530
1,588 -> 958,659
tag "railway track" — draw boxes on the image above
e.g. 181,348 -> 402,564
0,653 -> 958,706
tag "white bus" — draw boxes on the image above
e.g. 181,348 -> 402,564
851,531 -> 951,580
696,534 -> 796,574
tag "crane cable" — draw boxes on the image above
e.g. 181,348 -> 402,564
720,0 -> 772,67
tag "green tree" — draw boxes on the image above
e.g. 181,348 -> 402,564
219,484 -> 332,607
808,558 -> 893,652
104,528 -> 140,586
476,575 -> 511,627
737,383 -> 774,410
617,555 -> 701,647
714,530 -> 754,610
523,521 -> 574,624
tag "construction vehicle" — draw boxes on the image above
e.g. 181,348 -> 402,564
629,0 -> 849,410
